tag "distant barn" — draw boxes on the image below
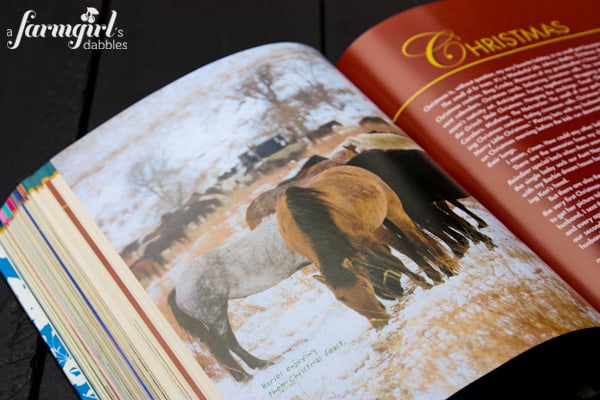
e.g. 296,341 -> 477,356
254,134 -> 288,157
239,134 -> 289,168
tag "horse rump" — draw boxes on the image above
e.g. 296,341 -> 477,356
167,289 -> 210,341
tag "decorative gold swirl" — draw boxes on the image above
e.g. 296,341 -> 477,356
402,30 -> 467,69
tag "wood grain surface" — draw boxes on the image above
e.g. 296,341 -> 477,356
3,1 -> 599,399
0,2 -> 432,398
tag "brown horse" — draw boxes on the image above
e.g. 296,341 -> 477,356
246,131 -> 421,230
246,155 -> 340,229
130,257 -> 164,287
276,165 -> 453,328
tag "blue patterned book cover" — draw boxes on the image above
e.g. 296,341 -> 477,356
0,242 -> 97,399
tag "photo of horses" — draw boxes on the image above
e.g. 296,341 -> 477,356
51,43 -> 600,399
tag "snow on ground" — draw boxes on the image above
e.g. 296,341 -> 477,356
51,43 -> 381,251
150,192 -> 600,400
57,120 -> 600,399
48,43 -> 600,399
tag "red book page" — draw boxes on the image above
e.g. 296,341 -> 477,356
338,0 -> 600,309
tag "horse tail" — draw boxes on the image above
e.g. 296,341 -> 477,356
283,186 -> 357,286
167,289 -> 208,339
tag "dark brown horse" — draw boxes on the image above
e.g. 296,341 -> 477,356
276,166 -> 455,328
346,149 -> 495,257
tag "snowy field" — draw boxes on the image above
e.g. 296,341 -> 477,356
50,42 -> 600,399
150,196 -> 600,400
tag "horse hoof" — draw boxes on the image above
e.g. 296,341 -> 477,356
376,291 -> 397,301
231,370 -> 252,382
418,281 -> 433,289
452,249 -> 466,258
253,359 -> 275,370
423,270 -> 444,284
445,267 -> 459,277
369,317 -> 390,330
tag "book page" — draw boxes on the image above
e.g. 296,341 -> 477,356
1,169 -> 216,399
45,42 -> 600,399
337,0 -> 600,310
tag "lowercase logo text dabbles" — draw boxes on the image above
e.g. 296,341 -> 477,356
6,7 -> 127,50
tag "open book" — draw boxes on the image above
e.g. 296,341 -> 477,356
1,0 -> 599,398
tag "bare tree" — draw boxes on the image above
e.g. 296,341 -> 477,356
237,64 -> 308,136
127,156 -> 186,207
289,60 -> 354,109
292,81 -> 354,109
236,60 -> 358,142
238,64 -> 283,105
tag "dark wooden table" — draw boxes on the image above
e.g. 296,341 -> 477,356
0,1 -> 436,398
1,1 -> 600,399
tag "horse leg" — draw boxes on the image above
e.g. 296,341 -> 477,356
466,227 -> 496,250
375,226 -> 445,283
444,198 -> 488,229
207,319 -> 252,382
225,318 -> 273,370
404,211 -> 469,258
356,251 -> 404,299
382,190 -> 459,276
361,243 -> 432,290
168,289 -> 250,381
418,204 -> 471,257
445,212 -> 496,250
435,201 -> 496,250
423,222 -> 469,258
